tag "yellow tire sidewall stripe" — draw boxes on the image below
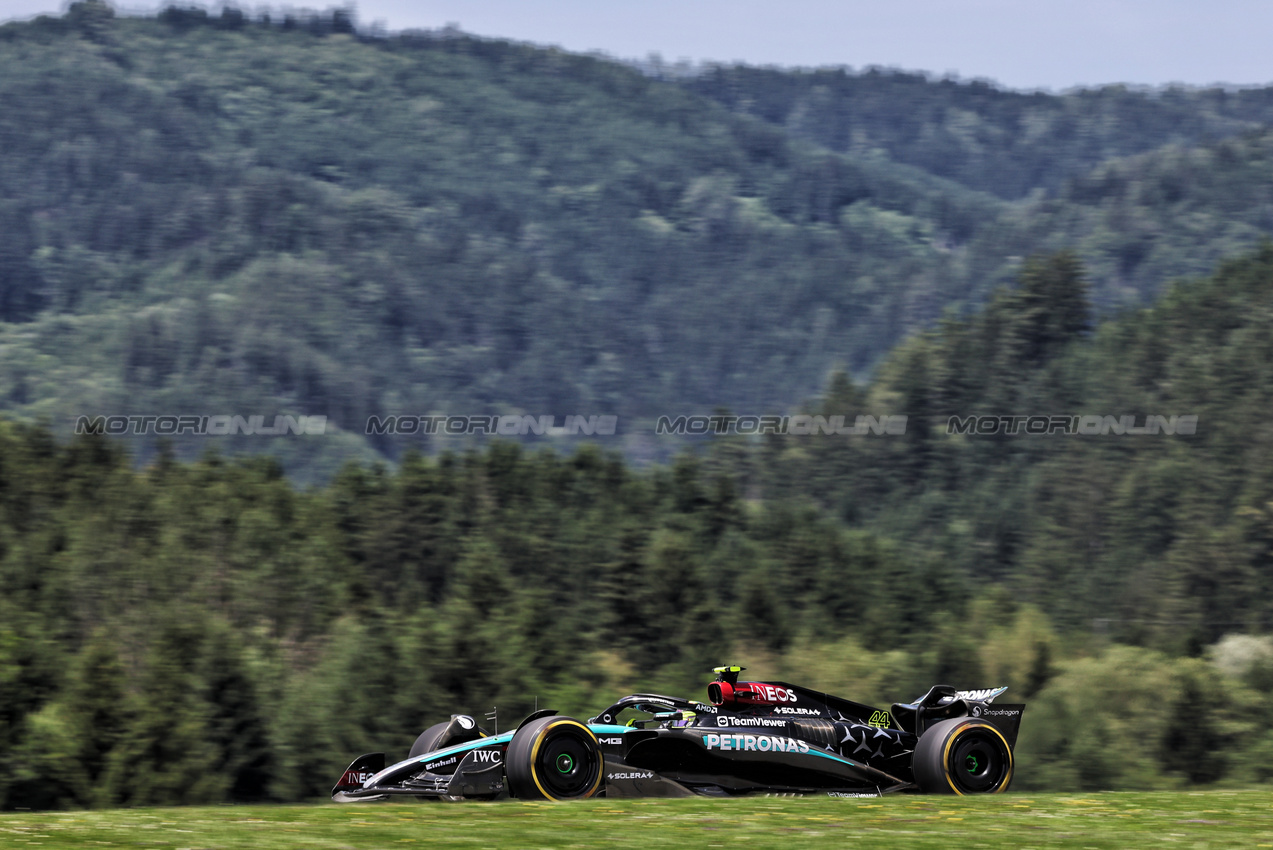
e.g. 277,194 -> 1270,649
941,720 -> 1013,796
528,719 -> 603,801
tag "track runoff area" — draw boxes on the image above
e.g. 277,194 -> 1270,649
1,791 -> 1270,849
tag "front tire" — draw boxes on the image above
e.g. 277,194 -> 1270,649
408,722 -> 452,759
913,717 -> 1013,794
505,716 -> 603,801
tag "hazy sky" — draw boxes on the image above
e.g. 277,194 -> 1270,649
3,0 -> 1272,91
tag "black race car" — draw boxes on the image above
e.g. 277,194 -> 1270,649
332,665 -> 1025,801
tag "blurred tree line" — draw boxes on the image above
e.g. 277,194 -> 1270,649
0,416 -> 957,807
685,64 -> 1273,200
5,247 -> 1273,806
757,246 -> 1273,650
1,5 -> 1273,475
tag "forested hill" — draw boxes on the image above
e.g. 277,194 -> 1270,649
5,249 -> 1273,807
2,4 -> 1273,477
683,65 -> 1273,199
756,246 -> 1273,651
0,4 -> 1003,475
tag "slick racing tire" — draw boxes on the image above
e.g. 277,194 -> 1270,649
913,717 -> 1013,795
505,716 -> 603,801
408,722 -> 452,760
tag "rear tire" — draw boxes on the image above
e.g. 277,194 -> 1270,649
913,717 -> 1013,794
505,716 -> 603,801
408,722 -> 452,759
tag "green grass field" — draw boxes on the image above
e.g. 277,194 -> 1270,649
2,792 -> 1271,849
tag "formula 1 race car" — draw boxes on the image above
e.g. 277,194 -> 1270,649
332,666 -> 1025,801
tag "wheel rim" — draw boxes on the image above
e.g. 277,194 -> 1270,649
948,728 -> 1010,793
534,726 -> 600,798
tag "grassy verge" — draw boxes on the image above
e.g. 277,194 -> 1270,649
1,791 -> 1271,849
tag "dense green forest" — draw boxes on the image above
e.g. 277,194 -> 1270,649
684,64 -> 1273,199
4,247 -> 1273,807
2,4 -> 1273,474
0,3 -> 997,476
755,246 -> 1273,647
